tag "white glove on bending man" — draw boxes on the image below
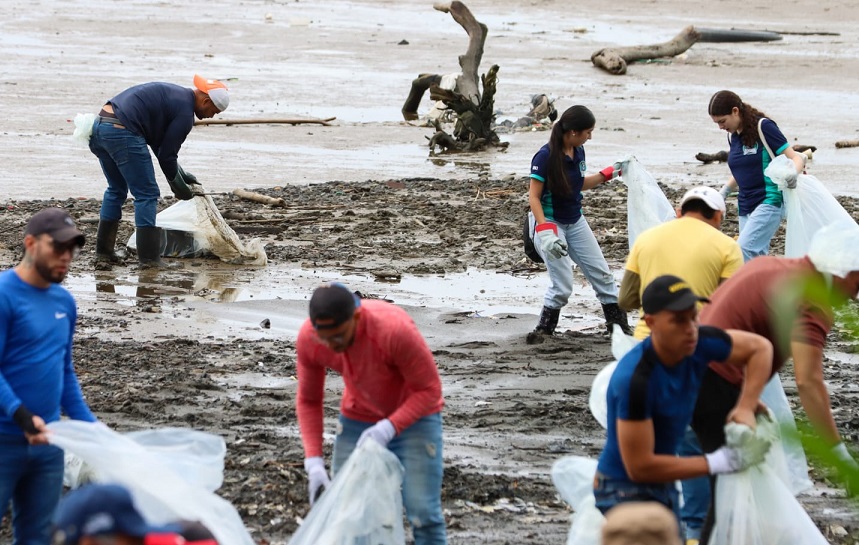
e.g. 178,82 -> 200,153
705,424 -> 771,475
357,418 -> 396,448
304,456 -> 331,505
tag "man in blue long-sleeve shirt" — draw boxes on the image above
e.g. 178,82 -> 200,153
88,74 -> 229,267
0,208 -> 98,545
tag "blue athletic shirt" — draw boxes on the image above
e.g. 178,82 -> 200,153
529,143 -> 586,224
727,118 -> 790,216
108,82 -> 196,181
596,326 -> 732,482
0,270 -> 96,436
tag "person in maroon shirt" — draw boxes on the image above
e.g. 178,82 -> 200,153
691,221 -> 859,542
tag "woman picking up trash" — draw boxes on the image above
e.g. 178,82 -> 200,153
527,105 -> 632,341
708,90 -> 806,262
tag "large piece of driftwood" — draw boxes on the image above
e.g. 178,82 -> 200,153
836,140 -> 859,149
591,26 -> 701,75
232,189 -> 285,207
195,117 -> 335,127
401,2 -> 487,120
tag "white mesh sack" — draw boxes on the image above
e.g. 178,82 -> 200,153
128,194 -> 267,265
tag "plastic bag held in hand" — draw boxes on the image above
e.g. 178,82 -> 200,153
705,422 -> 772,475
535,223 -> 568,260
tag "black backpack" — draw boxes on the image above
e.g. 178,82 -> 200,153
522,208 -> 543,263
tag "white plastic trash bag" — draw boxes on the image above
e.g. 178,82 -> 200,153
551,456 -> 604,545
759,375 -> 813,494
72,113 -> 96,145
709,417 -> 829,545
589,325 -> 640,429
765,155 -> 856,257
620,156 -> 677,249
124,427 -> 227,492
63,427 -> 226,491
128,197 -> 267,265
48,421 -> 254,545
288,440 -> 406,545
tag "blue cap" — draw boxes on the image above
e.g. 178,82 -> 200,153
52,484 -> 180,544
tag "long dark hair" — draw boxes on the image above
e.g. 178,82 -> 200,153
546,105 -> 595,197
708,90 -> 771,148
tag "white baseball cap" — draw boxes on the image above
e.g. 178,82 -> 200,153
679,186 -> 726,213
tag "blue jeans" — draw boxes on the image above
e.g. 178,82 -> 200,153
0,434 -> 65,545
678,427 -> 709,540
594,472 -> 683,539
333,413 -> 447,545
737,203 -> 783,262
528,213 -> 619,308
89,118 -> 160,227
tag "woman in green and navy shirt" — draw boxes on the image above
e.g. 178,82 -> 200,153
708,90 -> 805,262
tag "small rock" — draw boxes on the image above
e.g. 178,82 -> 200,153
398,39 -> 409,45
260,318 -> 271,329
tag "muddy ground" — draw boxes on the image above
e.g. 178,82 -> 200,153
3,0 -> 859,541
2,179 -> 859,544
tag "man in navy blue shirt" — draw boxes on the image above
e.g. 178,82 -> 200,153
0,208 -> 98,545
593,275 -> 772,536
89,75 -> 229,267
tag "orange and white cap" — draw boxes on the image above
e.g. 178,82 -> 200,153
193,74 -> 229,112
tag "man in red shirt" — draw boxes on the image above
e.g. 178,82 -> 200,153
692,221 -> 859,542
296,283 -> 447,545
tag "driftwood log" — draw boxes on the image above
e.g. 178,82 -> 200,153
195,117 -> 335,127
592,26 -> 701,75
836,140 -> 859,149
695,145 -> 816,164
232,189 -> 286,207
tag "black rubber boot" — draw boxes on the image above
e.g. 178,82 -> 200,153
95,220 -> 126,263
602,303 -> 633,337
526,306 -> 561,344
136,226 -> 174,269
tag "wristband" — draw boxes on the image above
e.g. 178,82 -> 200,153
599,166 -> 615,181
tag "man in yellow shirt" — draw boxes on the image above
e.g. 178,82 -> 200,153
619,186 -> 742,340
617,185 -> 742,544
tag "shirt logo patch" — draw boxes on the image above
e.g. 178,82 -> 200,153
55,312 -> 67,320
579,162 -> 587,173
532,165 -> 539,171
742,143 -> 758,156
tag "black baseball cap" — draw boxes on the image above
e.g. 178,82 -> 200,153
641,275 -> 709,314
308,283 -> 361,329
24,208 -> 85,247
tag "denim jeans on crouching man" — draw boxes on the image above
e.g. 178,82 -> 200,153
333,413 -> 447,545
593,471 -> 683,539
89,118 -> 160,228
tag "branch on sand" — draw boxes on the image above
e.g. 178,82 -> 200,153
591,25 -> 701,75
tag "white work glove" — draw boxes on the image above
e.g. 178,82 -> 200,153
705,425 -> 771,475
535,223 -> 568,260
784,170 -> 798,189
304,456 -> 331,505
719,184 -> 732,200
831,442 -> 859,470
357,418 -> 396,448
